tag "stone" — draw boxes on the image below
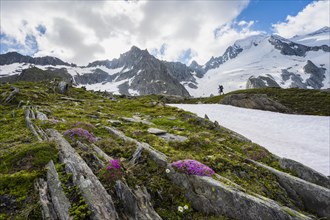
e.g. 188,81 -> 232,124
279,158 -> 330,189
115,181 -> 162,220
58,81 -> 69,94
108,119 -> 122,125
251,160 -> 330,218
106,126 -> 311,220
36,111 -> 48,121
158,133 -> 188,142
122,117 -> 153,125
46,161 -> 71,220
1,86 -> 19,104
167,168 -> 312,220
47,129 -> 119,219
220,93 -> 292,113
35,179 -> 57,220
147,128 -> 167,135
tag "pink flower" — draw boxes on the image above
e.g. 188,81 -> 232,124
171,159 -> 215,177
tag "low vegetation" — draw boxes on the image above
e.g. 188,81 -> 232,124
171,87 -> 330,116
0,81 -> 325,219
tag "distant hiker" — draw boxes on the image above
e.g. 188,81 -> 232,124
218,85 -> 224,95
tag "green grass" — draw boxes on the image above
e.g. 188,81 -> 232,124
169,87 -> 330,116
0,81 -> 317,218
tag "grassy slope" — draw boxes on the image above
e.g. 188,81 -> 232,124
171,88 -> 330,116
0,82 -> 319,219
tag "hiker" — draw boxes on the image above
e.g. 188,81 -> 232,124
218,85 -> 224,95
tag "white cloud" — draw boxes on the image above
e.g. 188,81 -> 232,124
273,1 -> 330,38
0,0 -> 259,65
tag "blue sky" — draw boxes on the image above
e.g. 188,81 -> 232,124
238,0 -> 314,32
0,0 -> 329,65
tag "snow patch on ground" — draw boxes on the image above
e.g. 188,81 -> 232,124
170,104 -> 330,175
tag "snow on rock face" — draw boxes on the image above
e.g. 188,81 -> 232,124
191,35 -> 329,97
290,26 -> 330,47
170,104 -> 330,176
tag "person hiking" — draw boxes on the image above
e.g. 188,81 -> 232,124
218,85 -> 224,95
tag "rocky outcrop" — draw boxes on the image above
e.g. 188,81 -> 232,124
269,35 -> 330,56
25,109 -> 46,141
58,81 -> 69,94
304,60 -> 326,89
46,129 -> 119,220
46,161 -> 72,220
115,181 -> 162,220
147,128 -> 188,142
281,69 -> 307,89
35,178 -> 58,220
1,86 -> 19,104
279,158 -> 330,189
168,169 -> 311,220
204,46 -> 243,72
36,111 -> 48,121
219,93 -> 292,113
246,75 -> 280,89
106,126 -> 310,220
74,69 -> 116,85
251,160 -> 330,218
122,117 -> 154,125
280,60 -> 326,89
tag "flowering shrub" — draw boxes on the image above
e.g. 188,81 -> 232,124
171,159 -> 215,177
101,159 -> 123,184
63,128 -> 96,143
71,121 -> 95,132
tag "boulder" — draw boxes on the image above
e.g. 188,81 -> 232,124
220,93 -> 292,113
147,128 -> 167,135
58,81 -> 69,94
158,133 -> 188,142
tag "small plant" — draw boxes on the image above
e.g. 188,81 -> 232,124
63,128 -> 96,143
101,159 -> 123,185
71,121 -> 95,132
171,159 -> 215,177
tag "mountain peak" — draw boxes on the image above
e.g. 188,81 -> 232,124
307,26 -> 330,36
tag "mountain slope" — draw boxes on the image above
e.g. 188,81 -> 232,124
0,27 -> 329,97
1,81 -> 329,219
0,47 -> 193,97
188,27 -> 330,97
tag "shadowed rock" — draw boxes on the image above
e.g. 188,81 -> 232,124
46,160 -> 72,220
251,160 -> 330,218
115,181 -> 162,220
279,158 -> 330,189
47,129 -> 119,220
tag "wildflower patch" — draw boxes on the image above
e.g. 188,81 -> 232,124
63,128 -> 96,143
171,159 -> 215,177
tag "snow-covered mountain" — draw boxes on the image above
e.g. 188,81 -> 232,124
0,27 -> 329,97
0,46 -> 193,96
188,27 -> 329,96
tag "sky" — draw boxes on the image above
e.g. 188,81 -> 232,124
0,0 -> 329,66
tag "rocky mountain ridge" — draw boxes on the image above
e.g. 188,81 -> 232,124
0,27 -> 329,97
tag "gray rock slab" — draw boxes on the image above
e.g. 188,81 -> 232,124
47,129 -> 119,220
147,128 -> 167,135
